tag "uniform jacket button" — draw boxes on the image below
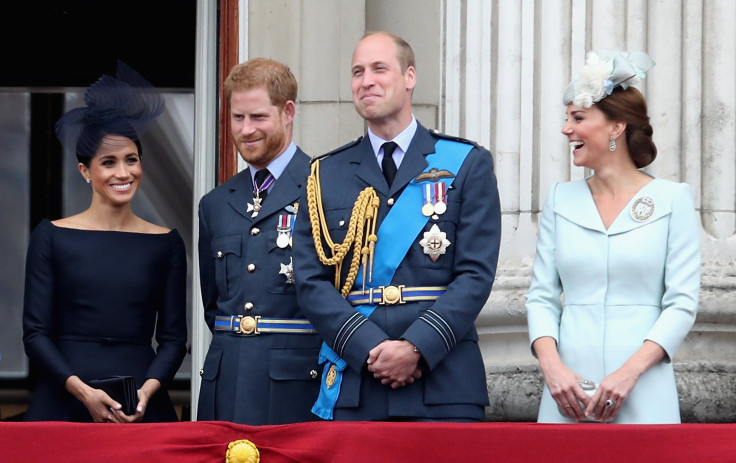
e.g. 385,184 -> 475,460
244,302 -> 254,311
387,198 -> 395,206
251,227 -> 260,236
216,251 -> 223,258
310,370 -> 318,379
247,264 -> 256,273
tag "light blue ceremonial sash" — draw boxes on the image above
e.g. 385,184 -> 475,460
312,138 -> 473,420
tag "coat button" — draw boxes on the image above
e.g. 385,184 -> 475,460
216,251 -> 223,258
387,198 -> 395,206
338,220 -> 345,227
199,369 -> 204,377
251,227 -> 260,236
310,370 -> 318,379
244,302 -> 254,311
247,264 -> 256,273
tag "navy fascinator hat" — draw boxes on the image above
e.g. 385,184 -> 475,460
55,60 -> 165,164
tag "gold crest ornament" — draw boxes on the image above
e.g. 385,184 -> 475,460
326,364 -> 337,388
631,196 -> 655,222
226,439 -> 260,463
419,224 -> 451,262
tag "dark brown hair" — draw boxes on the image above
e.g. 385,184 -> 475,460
595,86 -> 657,168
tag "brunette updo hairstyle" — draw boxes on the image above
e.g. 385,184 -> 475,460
595,86 -> 657,168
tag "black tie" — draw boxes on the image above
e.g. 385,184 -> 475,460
254,168 -> 271,202
381,142 -> 398,187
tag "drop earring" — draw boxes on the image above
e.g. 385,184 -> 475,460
609,136 -> 617,152
85,178 -> 90,184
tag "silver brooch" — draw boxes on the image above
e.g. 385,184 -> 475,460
631,196 -> 655,222
419,224 -> 451,262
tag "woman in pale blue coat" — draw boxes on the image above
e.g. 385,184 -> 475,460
526,50 -> 700,424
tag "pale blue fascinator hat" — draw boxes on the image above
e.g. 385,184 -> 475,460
55,60 -> 165,164
563,49 -> 655,108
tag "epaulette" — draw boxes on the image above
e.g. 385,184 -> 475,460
428,128 -> 485,150
311,136 -> 364,163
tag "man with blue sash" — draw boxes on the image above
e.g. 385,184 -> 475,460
197,59 -> 322,425
293,32 -> 501,421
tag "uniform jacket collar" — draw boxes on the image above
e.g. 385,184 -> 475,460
554,177 -> 673,235
227,148 -> 310,223
353,122 -> 436,197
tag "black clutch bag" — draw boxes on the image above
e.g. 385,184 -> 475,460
88,376 -> 138,415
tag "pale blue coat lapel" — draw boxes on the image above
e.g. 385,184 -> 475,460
554,178 -> 673,235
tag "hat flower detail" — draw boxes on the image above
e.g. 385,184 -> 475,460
563,49 -> 655,108
572,52 -> 614,108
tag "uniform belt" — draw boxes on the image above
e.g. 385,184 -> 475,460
346,285 -> 447,306
214,315 -> 317,335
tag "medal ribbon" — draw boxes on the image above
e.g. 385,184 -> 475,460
312,138 -> 473,420
423,183 -> 433,207
435,183 -> 446,209
253,173 -> 275,197
278,214 -> 293,230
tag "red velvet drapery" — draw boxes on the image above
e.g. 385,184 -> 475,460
3,420 -> 734,462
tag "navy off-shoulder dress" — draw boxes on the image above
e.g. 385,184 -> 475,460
22,219 -> 187,422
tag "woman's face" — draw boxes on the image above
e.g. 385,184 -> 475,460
80,135 -> 142,206
561,104 -> 616,168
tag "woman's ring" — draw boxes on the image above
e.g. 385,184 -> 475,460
605,399 -> 614,407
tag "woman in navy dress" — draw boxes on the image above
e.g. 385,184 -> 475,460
23,62 -> 187,423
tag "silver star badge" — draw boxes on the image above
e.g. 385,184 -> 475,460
419,224 -> 451,262
279,257 -> 295,284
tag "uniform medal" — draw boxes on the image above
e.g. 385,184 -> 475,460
421,183 -> 434,217
433,183 -> 447,215
419,223 -> 451,262
247,172 -> 275,218
247,198 -> 262,217
279,257 -> 295,284
277,214 -> 294,248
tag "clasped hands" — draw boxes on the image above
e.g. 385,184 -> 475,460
67,375 -> 156,423
366,339 -> 422,389
84,387 -> 150,423
544,363 -> 633,422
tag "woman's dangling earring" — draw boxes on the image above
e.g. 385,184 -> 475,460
85,178 -> 90,184
609,136 -> 617,152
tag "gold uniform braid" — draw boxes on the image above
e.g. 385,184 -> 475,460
306,158 -> 380,297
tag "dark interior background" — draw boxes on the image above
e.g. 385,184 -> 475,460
1,0 -> 196,89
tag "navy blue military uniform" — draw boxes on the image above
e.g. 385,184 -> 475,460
197,149 -> 322,424
293,123 -> 501,421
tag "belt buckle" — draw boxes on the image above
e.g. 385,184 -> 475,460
379,285 -> 405,305
238,315 -> 261,335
